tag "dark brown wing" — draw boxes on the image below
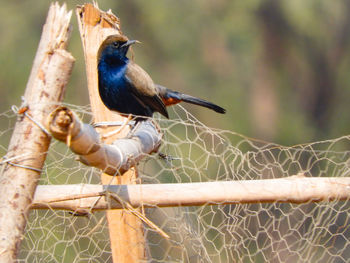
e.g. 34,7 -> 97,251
126,62 -> 169,118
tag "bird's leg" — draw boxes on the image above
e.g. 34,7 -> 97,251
101,114 -> 133,139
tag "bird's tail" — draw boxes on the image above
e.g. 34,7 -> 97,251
156,85 -> 226,114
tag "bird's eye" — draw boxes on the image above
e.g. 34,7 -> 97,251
112,41 -> 119,47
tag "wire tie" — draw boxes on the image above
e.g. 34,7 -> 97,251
6,161 -> 42,173
93,120 -> 136,128
11,97 -> 50,137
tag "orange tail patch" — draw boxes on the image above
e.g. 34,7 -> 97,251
162,97 -> 181,106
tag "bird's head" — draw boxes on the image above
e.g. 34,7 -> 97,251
97,35 -> 139,63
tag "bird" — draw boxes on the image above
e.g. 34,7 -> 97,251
97,35 -> 226,120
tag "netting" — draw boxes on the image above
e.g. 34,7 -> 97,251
2,104 -> 349,262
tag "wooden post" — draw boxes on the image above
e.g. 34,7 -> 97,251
76,4 -> 145,262
0,3 -> 74,262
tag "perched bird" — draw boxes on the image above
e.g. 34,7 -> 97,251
97,35 -> 226,120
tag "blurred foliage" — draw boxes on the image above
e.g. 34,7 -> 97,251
1,0 -> 350,145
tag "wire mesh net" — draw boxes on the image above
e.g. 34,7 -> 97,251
2,104 -> 348,262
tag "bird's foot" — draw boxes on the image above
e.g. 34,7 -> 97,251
102,114 -> 133,139
158,152 -> 181,163
94,114 -> 134,139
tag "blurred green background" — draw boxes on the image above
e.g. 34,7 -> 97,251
1,0 -> 350,145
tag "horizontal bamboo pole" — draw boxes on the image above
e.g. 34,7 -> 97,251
32,175 -> 350,211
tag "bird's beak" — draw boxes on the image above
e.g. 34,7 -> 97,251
121,40 -> 140,48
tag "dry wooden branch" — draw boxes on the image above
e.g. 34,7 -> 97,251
31,176 -> 350,211
0,3 -> 74,263
76,3 -> 146,262
46,107 -> 162,175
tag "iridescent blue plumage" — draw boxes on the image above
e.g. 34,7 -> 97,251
98,37 -> 160,118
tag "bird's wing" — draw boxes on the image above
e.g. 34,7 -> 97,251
126,62 -> 169,118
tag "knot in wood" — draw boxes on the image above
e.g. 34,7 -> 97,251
56,110 -> 72,128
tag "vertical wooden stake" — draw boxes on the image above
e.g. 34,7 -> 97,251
76,3 -> 145,262
0,3 -> 74,263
